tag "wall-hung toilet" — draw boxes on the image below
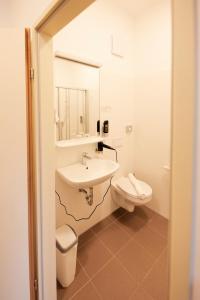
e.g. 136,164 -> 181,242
111,174 -> 152,212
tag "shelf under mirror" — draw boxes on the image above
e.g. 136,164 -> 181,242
55,136 -> 103,148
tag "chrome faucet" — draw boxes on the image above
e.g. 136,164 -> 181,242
81,152 -> 92,166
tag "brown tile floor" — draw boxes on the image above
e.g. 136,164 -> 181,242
57,206 -> 169,300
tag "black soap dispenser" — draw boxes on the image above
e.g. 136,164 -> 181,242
97,120 -> 100,135
103,120 -> 109,134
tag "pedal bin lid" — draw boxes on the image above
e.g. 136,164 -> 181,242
56,225 -> 78,253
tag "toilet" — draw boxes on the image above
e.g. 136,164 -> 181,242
111,175 -> 152,212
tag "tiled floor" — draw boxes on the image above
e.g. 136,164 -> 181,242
57,206 -> 169,300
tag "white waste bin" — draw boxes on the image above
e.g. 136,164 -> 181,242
56,225 -> 78,287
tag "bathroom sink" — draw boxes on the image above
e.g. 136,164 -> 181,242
56,159 -> 119,188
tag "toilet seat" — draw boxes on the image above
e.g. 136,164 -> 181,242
112,176 -> 152,205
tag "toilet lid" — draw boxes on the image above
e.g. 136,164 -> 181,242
115,177 -> 152,199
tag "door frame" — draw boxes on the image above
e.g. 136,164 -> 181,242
28,0 -> 196,299
170,1 -> 195,299
25,28 -> 38,300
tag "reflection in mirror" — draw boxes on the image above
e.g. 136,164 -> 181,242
56,87 -> 89,140
54,56 -> 100,141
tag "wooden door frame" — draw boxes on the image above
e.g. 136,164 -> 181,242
31,2 -> 96,299
25,28 -> 38,300
27,0 -> 196,299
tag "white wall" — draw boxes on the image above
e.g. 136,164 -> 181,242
53,0 -> 136,234
0,28 -> 30,300
0,1 -> 53,300
133,1 -> 171,218
0,0 -> 52,27
0,2 -> 14,26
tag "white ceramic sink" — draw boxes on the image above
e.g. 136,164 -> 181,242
57,159 -> 119,188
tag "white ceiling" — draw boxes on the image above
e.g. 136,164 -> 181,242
112,0 -> 162,17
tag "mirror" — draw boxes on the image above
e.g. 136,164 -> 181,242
54,55 -> 100,141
